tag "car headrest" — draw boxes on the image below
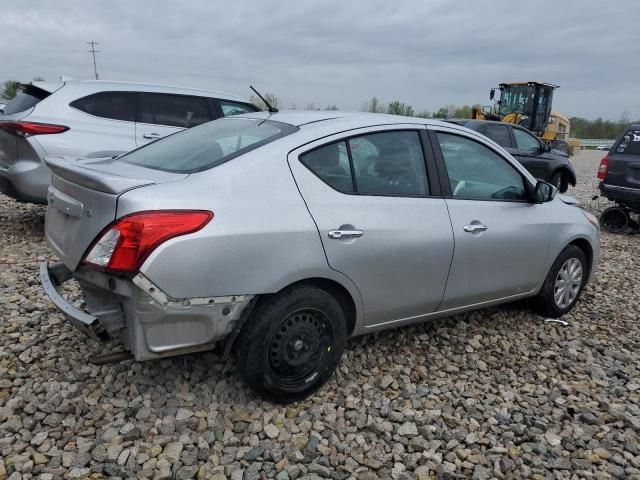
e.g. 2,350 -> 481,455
375,143 -> 412,176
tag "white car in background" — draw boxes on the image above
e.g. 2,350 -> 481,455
0,81 -> 259,203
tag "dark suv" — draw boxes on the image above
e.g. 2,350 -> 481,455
598,125 -> 640,208
597,125 -> 640,231
447,119 -> 576,192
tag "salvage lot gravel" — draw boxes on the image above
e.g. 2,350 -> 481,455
1,150 -> 639,480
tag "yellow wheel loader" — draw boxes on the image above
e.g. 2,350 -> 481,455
472,82 -> 575,153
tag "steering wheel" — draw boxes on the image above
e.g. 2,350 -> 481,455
491,185 -> 521,200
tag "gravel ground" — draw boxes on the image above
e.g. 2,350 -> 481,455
1,150 -> 639,480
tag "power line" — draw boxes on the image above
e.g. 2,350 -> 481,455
87,41 -> 100,80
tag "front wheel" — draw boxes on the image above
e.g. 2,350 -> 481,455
535,245 -> 588,318
234,285 -> 347,403
550,171 -> 569,193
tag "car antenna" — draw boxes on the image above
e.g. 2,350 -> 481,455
250,85 -> 278,113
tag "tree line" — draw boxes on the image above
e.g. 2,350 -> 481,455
3,81 -> 635,139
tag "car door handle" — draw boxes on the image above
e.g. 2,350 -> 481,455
142,133 -> 161,139
463,223 -> 488,233
328,229 -> 364,240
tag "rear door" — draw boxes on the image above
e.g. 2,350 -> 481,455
288,126 -> 454,327
136,93 -> 215,146
67,91 -> 139,155
430,127 -> 550,309
477,123 -> 515,153
607,127 -> 640,189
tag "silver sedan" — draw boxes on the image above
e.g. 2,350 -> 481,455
41,111 -> 599,402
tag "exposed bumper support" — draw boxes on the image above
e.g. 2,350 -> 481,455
40,261 -> 108,341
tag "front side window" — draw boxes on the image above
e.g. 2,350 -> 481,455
220,101 -> 256,117
513,128 -> 541,153
300,130 -> 428,196
141,94 -> 212,128
480,124 -> 512,148
437,132 -> 526,201
70,92 -> 138,122
120,118 -> 297,173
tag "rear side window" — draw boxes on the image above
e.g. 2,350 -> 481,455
615,128 -> 640,155
480,124 -> 512,148
300,142 -> 354,193
300,130 -> 428,196
71,92 -> 138,122
220,101 -> 257,117
2,85 -> 51,115
120,118 -> 298,173
141,94 -> 212,127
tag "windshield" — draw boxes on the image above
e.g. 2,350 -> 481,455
498,85 -> 534,116
120,117 -> 298,173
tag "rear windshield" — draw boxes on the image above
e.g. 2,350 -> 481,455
614,128 -> 640,156
2,85 -> 51,115
119,117 -> 298,173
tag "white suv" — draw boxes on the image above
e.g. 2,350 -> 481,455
0,80 -> 258,203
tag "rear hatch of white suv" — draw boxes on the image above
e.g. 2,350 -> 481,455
0,82 -> 64,168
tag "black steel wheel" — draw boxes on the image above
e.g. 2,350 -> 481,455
234,285 -> 347,403
599,206 -> 629,233
267,309 -> 334,388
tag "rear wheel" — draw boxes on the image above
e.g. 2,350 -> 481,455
599,206 -> 629,233
234,285 -> 347,403
535,245 -> 587,318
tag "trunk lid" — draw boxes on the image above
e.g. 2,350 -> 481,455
606,127 -> 640,188
44,156 -> 188,270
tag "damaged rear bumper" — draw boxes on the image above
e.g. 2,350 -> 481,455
40,261 -> 254,361
40,261 -> 108,341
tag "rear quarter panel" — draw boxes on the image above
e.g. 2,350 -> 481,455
118,142 -> 363,312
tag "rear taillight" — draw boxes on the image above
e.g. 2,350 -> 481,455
84,210 -> 213,273
0,120 -> 69,137
597,156 -> 609,180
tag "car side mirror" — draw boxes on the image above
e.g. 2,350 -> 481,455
489,89 -> 495,100
533,180 -> 556,203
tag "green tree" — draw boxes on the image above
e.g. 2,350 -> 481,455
362,96 -> 384,113
386,101 -> 415,117
1,80 -> 20,100
249,92 -> 280,111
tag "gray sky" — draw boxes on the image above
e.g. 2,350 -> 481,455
1,0 -> 638,120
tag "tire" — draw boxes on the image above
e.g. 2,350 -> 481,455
599,206 -> 629,233
234,285 -> 347,403
550,171 -> 569,193
535,245 -> 588,318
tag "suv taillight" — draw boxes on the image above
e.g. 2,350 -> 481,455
84,210 -> 213,273
0,120 -> 69,137
597,156 -> 609,180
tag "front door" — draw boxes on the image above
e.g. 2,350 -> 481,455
431,129 -> 551,309
288,127 -> 454,326
512,127 -> 549,179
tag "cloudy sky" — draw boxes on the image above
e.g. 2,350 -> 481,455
2,1 -> 638,120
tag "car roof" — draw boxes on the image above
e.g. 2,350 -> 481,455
44,80 -> 249,102
238,110 -> 458,129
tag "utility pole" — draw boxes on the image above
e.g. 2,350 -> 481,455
87,41 -> 100,80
